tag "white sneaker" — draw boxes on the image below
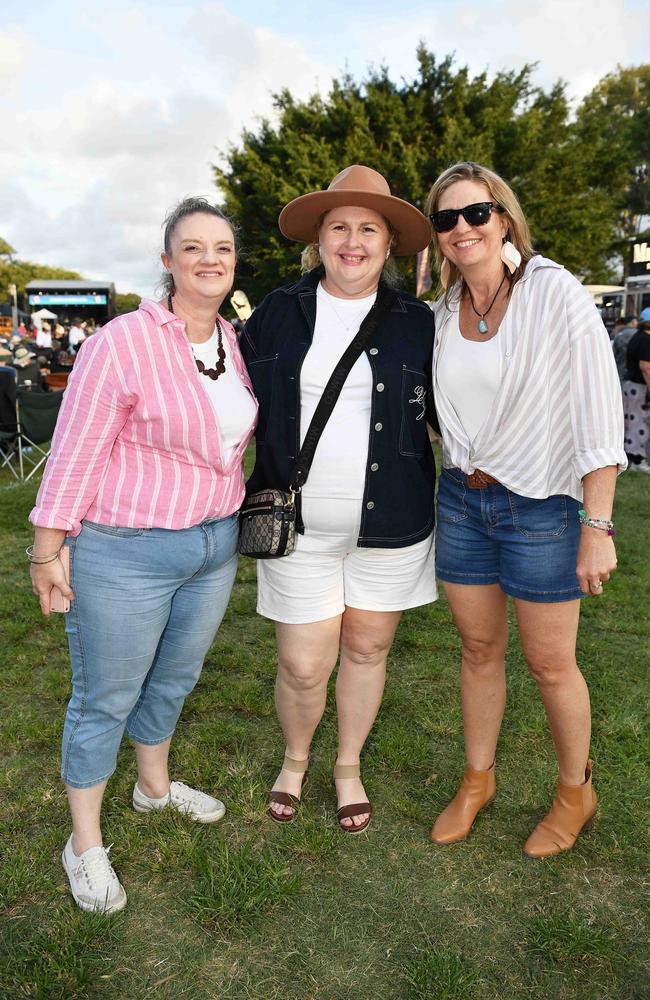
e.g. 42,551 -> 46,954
132,781 -> 226,823
62,835 -> 127,914
629,460 -> 650,474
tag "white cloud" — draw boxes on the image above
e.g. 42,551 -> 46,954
393,0 -> 649,100
480,0 -> 648,99
0,6 -> 334,294
0,27 -> 33,97
301,0 -> 648,102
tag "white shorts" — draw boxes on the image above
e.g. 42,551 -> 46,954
257,495 -> 438,624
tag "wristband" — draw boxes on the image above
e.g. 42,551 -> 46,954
578,509 -> 615,536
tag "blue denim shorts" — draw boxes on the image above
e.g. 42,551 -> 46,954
435,468 -> 583,603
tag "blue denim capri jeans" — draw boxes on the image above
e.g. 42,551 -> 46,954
435,468 -> 584,603
61,515 -> 239,788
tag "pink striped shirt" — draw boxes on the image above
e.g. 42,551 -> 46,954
30,299 -> 258,536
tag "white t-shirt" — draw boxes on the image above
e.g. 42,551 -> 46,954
36,329 -> 52,349
299,284 -> 376,499
68,326 -> 85,350
436,310 -> 502,444
191,324 -> 257,465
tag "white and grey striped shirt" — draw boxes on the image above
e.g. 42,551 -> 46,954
432,256 -> 627,501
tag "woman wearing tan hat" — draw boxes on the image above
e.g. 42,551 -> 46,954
240,165 -> 437,832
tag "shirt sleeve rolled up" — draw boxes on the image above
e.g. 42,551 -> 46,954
30,334 -> 133,535
566,275 -> 626,481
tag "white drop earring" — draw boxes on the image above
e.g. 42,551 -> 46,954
500,237 -> 521,275
440,257 -> 451,290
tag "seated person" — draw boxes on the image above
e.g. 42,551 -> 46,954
50,349 -> 76,373
10,347 -> 43,388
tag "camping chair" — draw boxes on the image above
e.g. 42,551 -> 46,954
13,386 -> 64,481
0,366 -> 19,479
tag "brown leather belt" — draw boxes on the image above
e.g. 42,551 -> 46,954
467,469 -> 500,489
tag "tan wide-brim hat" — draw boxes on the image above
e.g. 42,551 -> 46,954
14,347 -> 35,362
278,164 -> 432,256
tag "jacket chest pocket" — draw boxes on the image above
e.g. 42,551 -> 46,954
399,367 -> 428,457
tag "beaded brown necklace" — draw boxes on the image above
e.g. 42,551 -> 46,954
167,293 -> 226,380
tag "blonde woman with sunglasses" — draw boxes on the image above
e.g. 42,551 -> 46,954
426,162 -> 625,857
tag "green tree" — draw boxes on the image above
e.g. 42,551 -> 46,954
0,238 -> 16,260
574,65 -> 650,275
115,292 -> 142,315
215,48 -> 641,300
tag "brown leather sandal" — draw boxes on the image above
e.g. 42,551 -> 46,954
334,762 -> 372,834
268,754 -> 309,824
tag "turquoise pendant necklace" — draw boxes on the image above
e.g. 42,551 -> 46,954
467,274 -> 507,334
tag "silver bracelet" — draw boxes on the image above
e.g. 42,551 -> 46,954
26,545 -> 62,564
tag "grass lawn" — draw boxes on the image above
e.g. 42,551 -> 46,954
0,460 -> 648,999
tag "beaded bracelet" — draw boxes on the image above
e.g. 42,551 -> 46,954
578,509 -> 616,536
25,545 -> 62,565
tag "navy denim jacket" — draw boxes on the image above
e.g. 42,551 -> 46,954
240,268 -> 436,548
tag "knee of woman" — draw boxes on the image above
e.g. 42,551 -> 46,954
341,638 -> 387,667
277,655 -> 331,690
526,656 -> 575,686
462,634 -> 505,668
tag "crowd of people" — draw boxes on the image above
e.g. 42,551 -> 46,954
0,317 -> 95,390
24,162 -> 630,916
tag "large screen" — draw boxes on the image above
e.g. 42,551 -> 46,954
28,294 -> 108,306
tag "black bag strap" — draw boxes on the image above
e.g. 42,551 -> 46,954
290,282 -> 397,492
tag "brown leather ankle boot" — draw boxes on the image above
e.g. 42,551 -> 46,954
430,763 -> 496,844
523,760 -> 597,858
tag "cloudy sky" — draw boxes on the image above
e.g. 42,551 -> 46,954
2,0 -> 647,296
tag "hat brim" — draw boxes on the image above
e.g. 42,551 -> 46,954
278,189 -> 432,256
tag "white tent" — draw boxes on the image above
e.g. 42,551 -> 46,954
31,308 -> 58,319
31,307 -> 58,332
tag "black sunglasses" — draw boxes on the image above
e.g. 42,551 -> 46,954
429,201 -> 502,233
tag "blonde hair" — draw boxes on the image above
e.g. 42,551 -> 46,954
299,211 -> 401,285
425,162 -> 535,300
